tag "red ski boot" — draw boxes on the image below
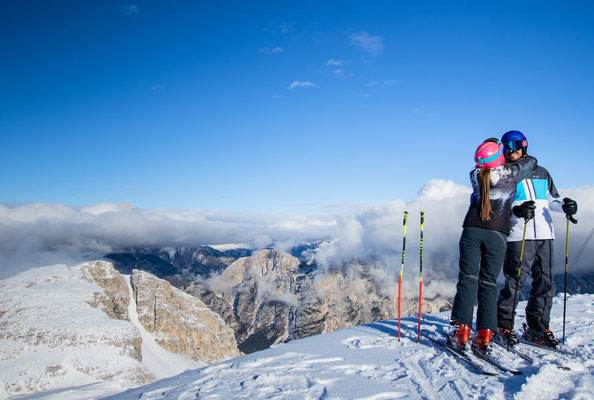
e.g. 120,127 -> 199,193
448,322 -> 471,350
472,328 -> 494,355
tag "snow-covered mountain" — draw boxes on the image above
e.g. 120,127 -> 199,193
105,246 -> 453,354
100,294 -> 593,399
0,261 -> 240,399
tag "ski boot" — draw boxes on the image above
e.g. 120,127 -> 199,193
497,328 -> 519,348
523,324 -> 560,349
472,329 -> 494,355
448,322 -> 471,350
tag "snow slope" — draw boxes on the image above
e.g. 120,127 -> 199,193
104,293 -> 594,400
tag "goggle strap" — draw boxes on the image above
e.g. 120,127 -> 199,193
477,150 -> 502,165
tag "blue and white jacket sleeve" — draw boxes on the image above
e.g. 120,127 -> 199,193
547,174 -> 564,213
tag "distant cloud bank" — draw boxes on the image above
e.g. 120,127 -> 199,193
1,181 -> 592,280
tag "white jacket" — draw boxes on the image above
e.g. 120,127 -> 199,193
507,164 -> 565,242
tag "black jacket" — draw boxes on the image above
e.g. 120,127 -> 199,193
462,156 -> 537,235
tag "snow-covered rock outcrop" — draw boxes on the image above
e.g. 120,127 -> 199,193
132,269 -> 240,364
0,262 -> 151,398
0,261 -> 240,399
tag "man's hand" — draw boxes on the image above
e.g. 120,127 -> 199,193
513,200 -> 536,221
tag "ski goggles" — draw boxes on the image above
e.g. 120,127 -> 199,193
503,139 -> 527,153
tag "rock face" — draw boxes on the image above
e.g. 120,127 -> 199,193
80,260 -> 131,320
132,269 -> 240,364
186,249 -> 453,354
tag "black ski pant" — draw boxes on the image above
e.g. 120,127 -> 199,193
497,239 -> 555,331
451,226 -> 507,332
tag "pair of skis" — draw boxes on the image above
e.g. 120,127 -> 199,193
397,211 -> 424,343
425,329 -> 573,376
421,333 -> 498,376
422,333 -> 523,376
421,333 -> 519,375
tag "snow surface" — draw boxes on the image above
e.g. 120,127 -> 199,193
102,294 -> 594,400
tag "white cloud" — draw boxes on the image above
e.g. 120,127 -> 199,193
348,31 -> 384,56
263,21 -> 295,35
332,69 -> 354,79
2,182 -> 592,281
365,80 -> 398,87
288,81 -> 316,89
259,47 -> 284,55
0,203 -> 336,278
327,59 -> 348,66
125,4 -> 140,15
313,181 -> 594,285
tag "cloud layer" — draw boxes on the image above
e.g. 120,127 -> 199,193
1,181 -> 592,281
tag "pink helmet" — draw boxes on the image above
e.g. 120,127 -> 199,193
474,139 -> 504,168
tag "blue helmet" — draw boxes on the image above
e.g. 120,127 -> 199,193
501,130 -> 528,155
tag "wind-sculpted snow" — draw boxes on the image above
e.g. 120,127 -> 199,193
105,293 -> 594,400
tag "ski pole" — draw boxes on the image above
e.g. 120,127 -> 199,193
510,219 -> 528,348
417,211 -> 424,343
398,211 -> 408,341
563,213 -> 577,345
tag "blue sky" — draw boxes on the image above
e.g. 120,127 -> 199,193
1,1 -> 593,214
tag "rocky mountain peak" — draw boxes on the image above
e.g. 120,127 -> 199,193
222,249 -> 300,283
80,260 -> 130,320
131,269 -> 241,364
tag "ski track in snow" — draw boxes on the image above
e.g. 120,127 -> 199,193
101,294 -> 594,400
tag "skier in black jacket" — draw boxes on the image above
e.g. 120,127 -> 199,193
449,138 -> 537,354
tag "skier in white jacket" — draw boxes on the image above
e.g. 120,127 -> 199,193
496,130 -> 578,348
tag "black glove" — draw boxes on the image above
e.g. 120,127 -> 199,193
562,198 -> 577,216
513,200 -> 536,221
562,197 -> 578,224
